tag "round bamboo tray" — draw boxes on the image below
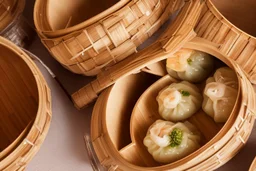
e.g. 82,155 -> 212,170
72,0 -> 256,109
89,44 -> 256,170
0,0 -> 35,48
34,0 -> 185,76
0,37 -> 51,171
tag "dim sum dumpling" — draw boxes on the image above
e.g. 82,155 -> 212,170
166,49 -> 214,83
202,67 -> 238,122
157,81 -> 202,121
143,120 -> 201,163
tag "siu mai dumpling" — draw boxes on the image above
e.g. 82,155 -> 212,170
202,67 -> 238,123
157,81 -> 202,122
166,49 -> 214,83
143,120 -> 201,163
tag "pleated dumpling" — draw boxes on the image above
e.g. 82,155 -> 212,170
202,67 -> 238,123
143,120 -> 201,163
157,81 -> 202,121
166,49 -> 214,83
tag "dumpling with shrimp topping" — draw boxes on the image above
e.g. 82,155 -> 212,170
157,81 -> 202,122
166,49 -> 214,83
202,67 -> 238,123
143,120 -> 201,163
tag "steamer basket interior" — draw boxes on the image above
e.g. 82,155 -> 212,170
0,45 -> 39,154
47,0 -> 119,30
105,72 -> 160,151
211,0 -> 256,37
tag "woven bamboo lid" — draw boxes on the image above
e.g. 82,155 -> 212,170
72,0 -> 256,109
34,0 -> 185,76
71,0 -> 202,109
0,37 -> 52,171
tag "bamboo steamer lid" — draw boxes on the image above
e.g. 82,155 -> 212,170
72,0 -> 202,109
88,45 -> 256,170
0,37 -> 52,171
34,0 -> 185,76
72,0 -> 256,109
0,0 -> 35,47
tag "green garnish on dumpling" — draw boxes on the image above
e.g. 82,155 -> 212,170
170,128 -> 183,147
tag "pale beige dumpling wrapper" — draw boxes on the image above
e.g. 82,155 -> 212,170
143,120 -> 201,163
166,49 -> 214,83
157,81 -> 202,122
202,67 -> 238,123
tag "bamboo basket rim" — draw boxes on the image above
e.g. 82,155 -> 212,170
0,37 -> 51,170
0,0 -> 25,33
208,0 -> 256,39
249,157 -> 256,171
91,42 -> 247,170
0,121 -> 33,160
34,0 -> 130,38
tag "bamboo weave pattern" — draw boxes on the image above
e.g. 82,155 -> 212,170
195,1 -> 256,84
39,0 -> 184,76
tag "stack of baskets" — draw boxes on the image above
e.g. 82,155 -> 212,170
34,0 -> 185,76
0,0 -> 34,47
0,37 -> 51,171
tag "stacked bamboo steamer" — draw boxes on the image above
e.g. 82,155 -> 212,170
0,37 -> 51,171
67,0 -> 256,170
0,0 -> 34,47
34,0 -> 185,76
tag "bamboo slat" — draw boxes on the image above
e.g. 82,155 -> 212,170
34,0 -> 185,76
0,37 -> 52,171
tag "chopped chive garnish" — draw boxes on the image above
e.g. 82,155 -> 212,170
169,128 -> 183,147
180,90 -> 190,96
187,58 -> 192,65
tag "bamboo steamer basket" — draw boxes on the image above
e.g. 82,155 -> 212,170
86,39 -> 256,170
0,0 -> 35,47
0,37 -> 52,171
34,0 -> 185,76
